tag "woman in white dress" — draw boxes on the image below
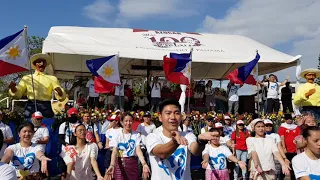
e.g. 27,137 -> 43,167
246,119 -> 291,180
61,123 -> 104,180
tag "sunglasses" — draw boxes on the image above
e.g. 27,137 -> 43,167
237,124 -> 244,126
265,124 -> 273,127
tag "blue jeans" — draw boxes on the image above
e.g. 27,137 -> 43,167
234,150 -> 247,180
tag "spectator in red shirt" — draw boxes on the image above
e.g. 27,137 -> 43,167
77,93 -> 86,107
278,114 -> 300,180
231,120 -> 250,180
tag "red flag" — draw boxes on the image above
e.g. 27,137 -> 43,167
94,76 -> 115,93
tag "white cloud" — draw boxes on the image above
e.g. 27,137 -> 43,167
198,0 -> 320,94
83,0 -> 115,24
118,0 -> 197,19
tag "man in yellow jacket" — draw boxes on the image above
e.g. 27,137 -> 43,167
293,68 -> 320,123
8,53 -> 66,118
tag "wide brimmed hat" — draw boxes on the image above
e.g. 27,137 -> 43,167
30,53 -> 52,69
300,68 -> 320,78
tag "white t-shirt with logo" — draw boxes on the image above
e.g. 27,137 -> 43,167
86,80 -> 99,97
83,122 -> 98,133
292,152 -> 320,179
105,128 -> 122,147
0,122 -> 13,158
0,162 -> 17,179
115,84 -> 124,96
6,143 -> 44,177
146,128 -> 197,180
228,85 -> 240,102
223,125 -> 235,139
182,124 -> 194,133
59,122 -> 79,144
265,133 -> 281,144
61,143 -> 98,180
32,126 -> 49,150
111,131 -> 141,157
264,82 -> 280,99
202,145 -> 232,170
136,123 -> 156,146
150,82 -> 161,98
201,126 -> 212,134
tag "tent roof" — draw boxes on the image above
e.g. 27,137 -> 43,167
42,26 -> 301,79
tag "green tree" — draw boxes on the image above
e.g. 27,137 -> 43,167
28,36 -> 45,56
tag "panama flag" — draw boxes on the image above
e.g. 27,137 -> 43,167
163,52 -> 192,85
86,55 -> 120,93
226,53 -> 260,85
0,29 -> 29,76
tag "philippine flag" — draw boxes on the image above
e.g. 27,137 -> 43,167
163,52 -> 192,85
86,55 -> 120,93
226,53 -> 260,85
0,29 -> 29,76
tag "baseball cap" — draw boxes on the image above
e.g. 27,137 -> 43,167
144,111 -> 151,117
214,122 -> 223,128
224,115 -> 231,120
32,111 -> 43,119
264,119 -> 273,125
236,120 -> 244,125
115,109 -> 121,113
68,108 -> 78,116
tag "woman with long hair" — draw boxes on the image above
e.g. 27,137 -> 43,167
246,119 -> 290,180
295,113 -> 317,154
105,113 -> 150,180
1,121 -> 50,179
292,126 -> 320,179
61,123 -> 104,180
205,80 -> 215,111
231,120 -> 249,180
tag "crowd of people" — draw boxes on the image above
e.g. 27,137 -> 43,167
0,99 -> 319,180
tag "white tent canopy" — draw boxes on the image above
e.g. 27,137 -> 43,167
42,26 -> 301,79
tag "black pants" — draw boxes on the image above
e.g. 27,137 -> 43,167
280,153 -> 296,180
88,97 -> 99,109
267,98 -> 280,113
24,100 -> 54,118
282,100 -> 293,113
104,149 -> 112,169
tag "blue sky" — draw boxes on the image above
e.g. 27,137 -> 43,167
1,0 -> 319,94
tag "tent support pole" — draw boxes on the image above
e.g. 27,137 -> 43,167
147,60 -> 151,110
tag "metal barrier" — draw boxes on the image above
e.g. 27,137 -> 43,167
0,97 -> 10,109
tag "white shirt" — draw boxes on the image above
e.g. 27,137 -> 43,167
228,85 -> 240,101
0,122 -> 13,158
59,122 -> 79,144
201,126 -> 212,134
246,137 -> 278,171
223,125 -> 235,139
83,122 -> 98,133
86,80 -> 99,97
136,97 -> 149,107
150,82 -> 161,98
105,128 -> 122,147
111,131 -> 141,157
0,162 -> 17,179
202,145 -> 232,170
32,126 -> 49,150
100,120 -> 110,135
146,128 -> 197,180
61,143 -> 98,180
292,152 -> 320,179
220,136 -> 230,146
265,133 -> 281,144
136,123 -> 156,146
6,143 -> 44,177
115,84 -> 124,96
182,124 -> 193,133
264,82 -> 280,99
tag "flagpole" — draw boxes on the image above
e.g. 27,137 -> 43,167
255,50 -> 260,117
117,52 -> 122,111
187,48 -> 193,115
24,25 -> 38,112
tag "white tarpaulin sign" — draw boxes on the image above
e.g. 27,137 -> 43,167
42,26 -> 301,79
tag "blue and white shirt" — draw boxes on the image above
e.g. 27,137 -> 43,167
202,145 -> 232,170
146,127 -> 197,180
6,143 -> 44,177
292,152 -> 320,179
111,131 -> 141,157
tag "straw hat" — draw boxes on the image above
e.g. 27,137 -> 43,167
300,68 -> 320,78
30,53 -> 52,69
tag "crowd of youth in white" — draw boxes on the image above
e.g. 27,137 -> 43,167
0,99 -> 319,180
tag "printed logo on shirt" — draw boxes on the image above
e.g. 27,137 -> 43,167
118,139 -> 136,156
309,174 -> 320,179
270,84 -> 277,90
158,148 -> 187,180
209,153 -> 227,170
12,153 -> 36,170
